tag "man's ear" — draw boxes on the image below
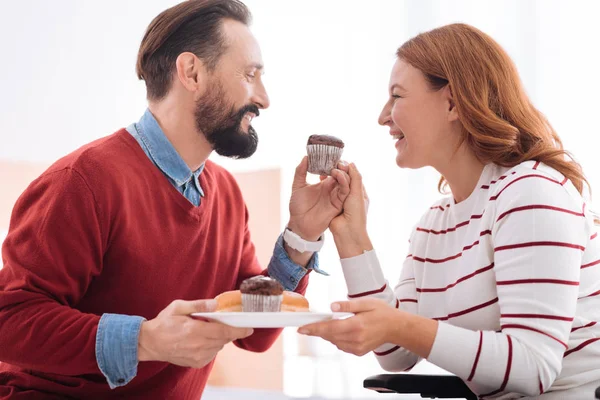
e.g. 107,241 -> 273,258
175,52 -> 207,98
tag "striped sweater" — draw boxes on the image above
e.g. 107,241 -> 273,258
341,161 -> 600,399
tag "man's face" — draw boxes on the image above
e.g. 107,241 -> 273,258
195,19 -> 270,159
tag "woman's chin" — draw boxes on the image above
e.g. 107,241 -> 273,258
395,153 -> 410,168
395,154 -> 422,169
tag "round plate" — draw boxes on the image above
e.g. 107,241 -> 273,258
190,311 -> 353,328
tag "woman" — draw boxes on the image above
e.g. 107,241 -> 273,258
299,24 -> 600,399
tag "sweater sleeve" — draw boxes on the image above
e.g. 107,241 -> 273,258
427,173 -> 588,397
0,168 -> 106,375
341,248 -> 422,372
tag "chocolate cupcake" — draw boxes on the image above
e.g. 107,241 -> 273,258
240,276 -> 284,312
306,134 -> 345,176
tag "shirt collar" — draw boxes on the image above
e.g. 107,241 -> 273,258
136,109 -> 205,193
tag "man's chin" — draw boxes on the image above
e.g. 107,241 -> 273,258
214,145 -> 257,159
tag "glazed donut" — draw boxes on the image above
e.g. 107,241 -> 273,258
214,290 -> 309,312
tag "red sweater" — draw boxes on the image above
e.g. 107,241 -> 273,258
0,129 -> 305,399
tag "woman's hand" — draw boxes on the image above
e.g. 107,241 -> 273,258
298,298 -> 438,358
297,298 -> 399,356
329,163 -> 373,258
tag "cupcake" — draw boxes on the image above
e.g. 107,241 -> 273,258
240,276 -> 284,312
306,134 -> 345,176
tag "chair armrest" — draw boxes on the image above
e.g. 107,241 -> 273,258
363,374 -> 477,399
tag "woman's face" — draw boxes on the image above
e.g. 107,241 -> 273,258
378,59 -> 459,169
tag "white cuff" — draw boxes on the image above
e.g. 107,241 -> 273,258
340,250 -> 386,296
427,322 -> 479,380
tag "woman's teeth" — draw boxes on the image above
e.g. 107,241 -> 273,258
392,133 -> 405,140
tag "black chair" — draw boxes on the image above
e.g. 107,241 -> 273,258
365,374 -> 600,399
364,374 -> 477,399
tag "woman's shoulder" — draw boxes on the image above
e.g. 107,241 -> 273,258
495,160 -> 580,194
505,160 -> 566,181
487,160 -> 587,214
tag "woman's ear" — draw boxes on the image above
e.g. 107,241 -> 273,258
445,85 -> 459,122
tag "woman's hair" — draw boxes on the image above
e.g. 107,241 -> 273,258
397,23 -> 589,195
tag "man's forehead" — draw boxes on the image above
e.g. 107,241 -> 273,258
221,19 -> 263,65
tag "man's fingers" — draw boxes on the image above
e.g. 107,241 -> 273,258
292,156 -> 309,190
167,299 -> 217,316
226,326 -> 255,341
200,322 -> 254,341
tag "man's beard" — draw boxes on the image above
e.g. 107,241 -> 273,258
195,80 -> 259,159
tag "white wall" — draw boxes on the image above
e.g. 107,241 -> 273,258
1,1 -> 600,398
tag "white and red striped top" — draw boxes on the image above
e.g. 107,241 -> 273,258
341,161 -> 600,399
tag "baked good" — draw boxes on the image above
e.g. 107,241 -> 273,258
306,134 -> 345,176
239,276 -> 284,312
215,290 -> 309,312
280,291 -> 310,312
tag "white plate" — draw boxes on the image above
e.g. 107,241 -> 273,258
191,311 -> 353,328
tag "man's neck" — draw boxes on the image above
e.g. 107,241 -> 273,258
148,100 -> 212,172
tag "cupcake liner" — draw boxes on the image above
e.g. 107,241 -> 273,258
242,294 -> 283,312
307,144 -> 343,176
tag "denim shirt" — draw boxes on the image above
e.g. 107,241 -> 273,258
96,109 -> 326,388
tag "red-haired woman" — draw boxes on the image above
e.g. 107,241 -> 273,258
300,24 -> 600,399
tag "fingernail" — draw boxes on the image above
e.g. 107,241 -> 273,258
246,329 -> 254,336
298,328 -> 308,335
339,160 -> 348,167
331,303 -> 341,312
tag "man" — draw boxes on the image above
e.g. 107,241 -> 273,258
0,1 -> 350,398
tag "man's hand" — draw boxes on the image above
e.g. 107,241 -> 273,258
138,299 -> 254,368
287,156 -> 351,241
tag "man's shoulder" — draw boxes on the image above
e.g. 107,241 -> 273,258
46,128 -> 139,180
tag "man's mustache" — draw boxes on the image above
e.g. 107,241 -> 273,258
236,104 -> 260,119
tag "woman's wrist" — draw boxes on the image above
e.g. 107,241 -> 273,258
333,230 -> 373,259
387,309 -> 438,358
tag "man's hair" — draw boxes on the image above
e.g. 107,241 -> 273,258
136,0 -> 251,100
